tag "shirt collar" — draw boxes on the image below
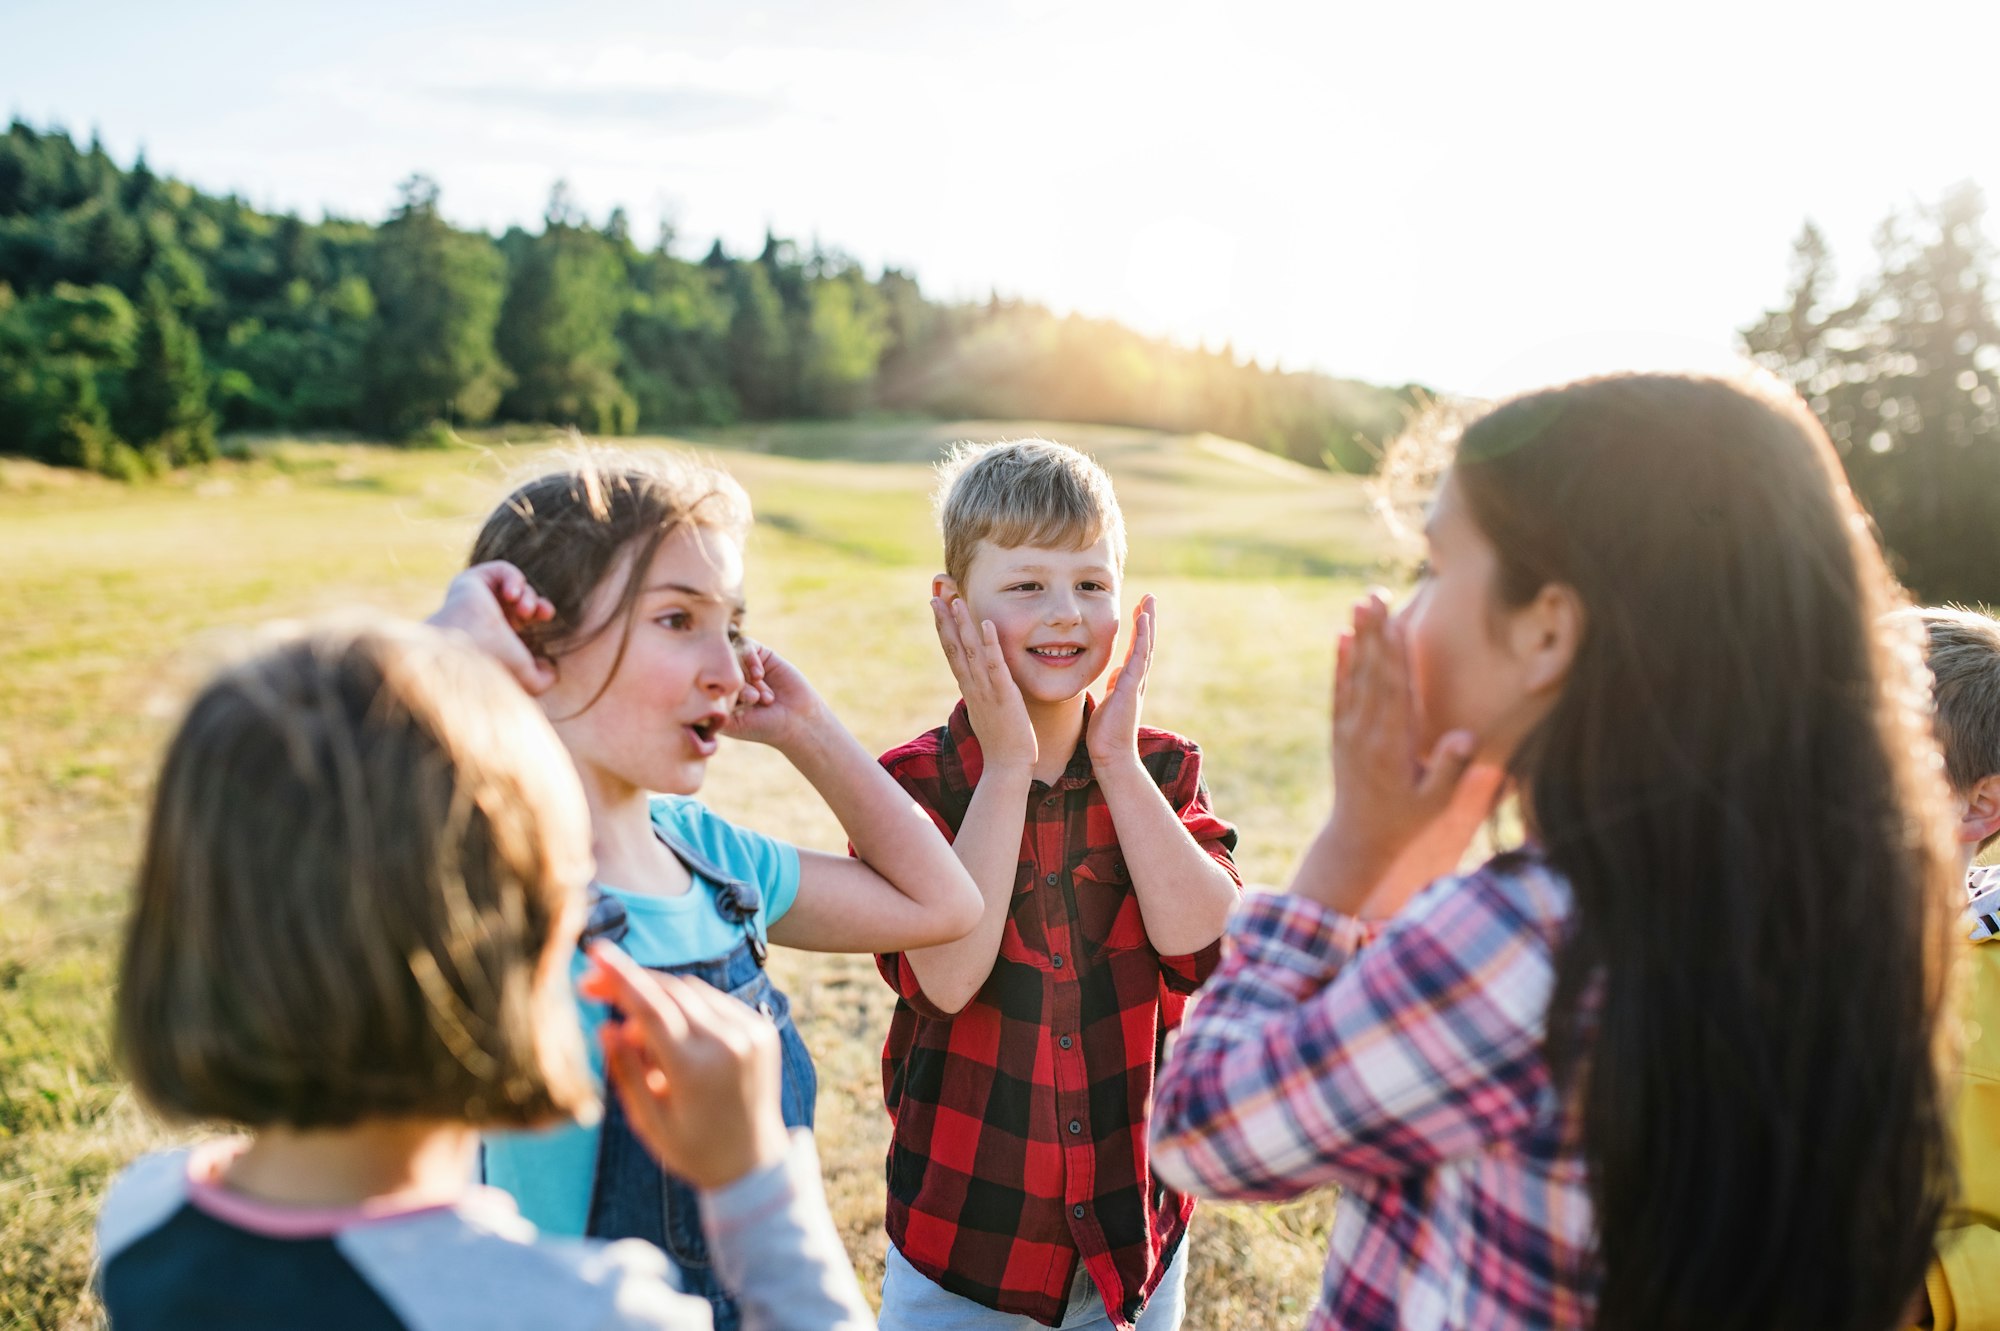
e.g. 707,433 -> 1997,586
942,694 -> 1099,800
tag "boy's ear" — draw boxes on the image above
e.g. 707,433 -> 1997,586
1960,773 -> 2000,847
933,573 -> 959,602
1515,581 -> 1583,696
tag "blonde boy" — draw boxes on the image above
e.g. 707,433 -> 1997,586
872,440 -> 1241,1330
1916,607 -> 2000,1330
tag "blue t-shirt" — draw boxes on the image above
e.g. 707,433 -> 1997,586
482,796 -> 801,1236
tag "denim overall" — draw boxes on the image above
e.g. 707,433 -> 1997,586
580,829 -> 818,1331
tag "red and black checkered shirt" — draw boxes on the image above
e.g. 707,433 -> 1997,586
875,699 -> 1240,1329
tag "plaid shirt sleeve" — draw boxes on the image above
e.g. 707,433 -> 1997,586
1150,858 -> 1567,1201
1151,737 -> 1239,994
871,747 -> 958,1022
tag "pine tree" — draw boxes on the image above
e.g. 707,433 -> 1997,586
362,175 -> 509,435
495,188 -> 634,433
121,275 -> 215,464
1745,186 -> 2000,600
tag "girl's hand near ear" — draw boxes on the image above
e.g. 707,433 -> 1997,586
721,641 -> 830,755
1291,591 -> 1502,917
427,562 -> 557,695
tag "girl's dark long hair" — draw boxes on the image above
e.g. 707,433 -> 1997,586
1450,375 -> 1957,1331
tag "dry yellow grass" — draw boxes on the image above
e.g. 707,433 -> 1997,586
0,420 -> 1396,1329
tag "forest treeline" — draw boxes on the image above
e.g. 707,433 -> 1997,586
1743,182 -> 2000,602
0,121 -> 1417,479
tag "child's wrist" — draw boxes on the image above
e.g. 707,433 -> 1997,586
978,756 -> 1035,788
1091,749 -> 1149,787
1301,813 -> 1403,914
773,703 -> 842,759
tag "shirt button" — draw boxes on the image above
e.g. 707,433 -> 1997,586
1051,954 -> 1064,969
1045,872 -> 1059,886
1067,1119 -> 1082,1135
1072,1204 -> 1086,1219
1059,1035 -> 1073,1050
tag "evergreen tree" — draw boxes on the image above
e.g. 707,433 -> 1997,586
723,260 -> 791,417
120,275 -> 215,464
495,190 -> 634,433
1746,185 -> 2000,601
619,240 -> 736,427
363,175 -> 509,434
0,119 -> 1422,482
798,267 -> 887,416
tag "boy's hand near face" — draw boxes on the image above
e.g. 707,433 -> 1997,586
427,562 -> 558,695
934,595 -> 1037,771
1085,595 -> 1240,955
1086,595 -> 1155,771
899,594 -> 1041,1014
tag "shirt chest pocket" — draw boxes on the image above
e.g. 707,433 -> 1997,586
1071,849 -> 1150,957
995,851 -> 1149,971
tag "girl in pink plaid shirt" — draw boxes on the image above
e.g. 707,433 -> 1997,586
1152,374 -> 1961,1331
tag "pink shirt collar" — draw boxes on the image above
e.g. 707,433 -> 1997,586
181,1137 -> 497,1239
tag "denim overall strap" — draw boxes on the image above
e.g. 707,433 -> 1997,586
582,835 -> 816,1331
650,815 -> 769,966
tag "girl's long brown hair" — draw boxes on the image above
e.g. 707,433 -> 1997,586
1451,375 -> 1957,1330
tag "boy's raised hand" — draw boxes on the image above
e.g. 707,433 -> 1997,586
427,562 -> 557,695
1086,594 -> 1156,768
934,595 -> 1036,770
580,942 -> 790,1191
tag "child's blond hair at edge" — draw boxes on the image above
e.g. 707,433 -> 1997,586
937,439 -> 1127,587
1918,605 -> 2000,851
116,618 -> 597,1131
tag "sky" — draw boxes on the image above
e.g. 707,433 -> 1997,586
10,0 -> 1998,398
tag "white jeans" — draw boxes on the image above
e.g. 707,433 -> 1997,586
878,1241 -> 1188,1331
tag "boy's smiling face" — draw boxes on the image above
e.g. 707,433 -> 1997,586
942,537 -> 1122,707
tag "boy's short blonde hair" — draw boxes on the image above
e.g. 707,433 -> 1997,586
937,439 -> 1126,587
117,619 -> 597,1130
1918,606 -> 2000,801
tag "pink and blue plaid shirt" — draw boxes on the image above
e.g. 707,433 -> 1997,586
1150,851 -> 1599,1330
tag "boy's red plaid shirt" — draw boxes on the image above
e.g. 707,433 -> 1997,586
875,698 -> 1240,1328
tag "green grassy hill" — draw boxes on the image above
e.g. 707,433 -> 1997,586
0,421 -> 1400,1329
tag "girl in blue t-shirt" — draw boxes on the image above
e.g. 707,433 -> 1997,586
430,449 -> 981,1330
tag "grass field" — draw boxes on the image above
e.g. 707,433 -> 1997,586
0,419 -> 1403,1330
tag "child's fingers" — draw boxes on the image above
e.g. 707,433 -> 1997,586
953,599 -> 988,673
1415,730 -> 1477,806
1351,598 -> 1409,716
1138,596 -> 1156,677
752,645 -> 779,706
932,597 -> 975,685
736,639 -> 773,708
604,1029 -> 684,1166
1125,596 -> 1156,691
661,972 -> 761,1042
584,942 -> 695,1050
978,619 -> 1012,695
495,635 -> 556,697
